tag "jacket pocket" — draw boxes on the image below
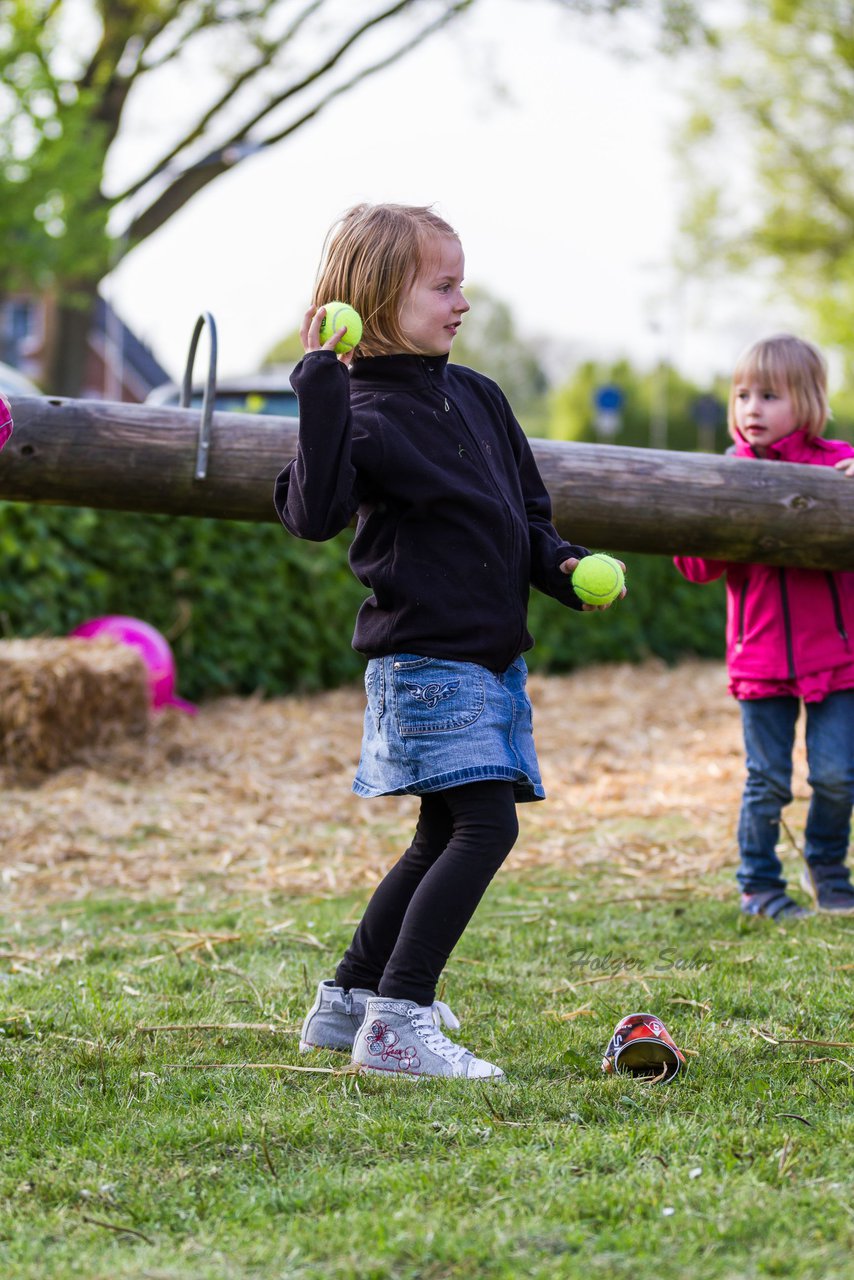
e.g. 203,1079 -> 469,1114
392,655 -> 485,736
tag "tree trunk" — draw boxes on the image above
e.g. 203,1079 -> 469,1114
41,284 -> 98,398
1,396 -> 852,570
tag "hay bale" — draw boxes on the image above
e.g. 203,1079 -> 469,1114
0,637 -> 150,776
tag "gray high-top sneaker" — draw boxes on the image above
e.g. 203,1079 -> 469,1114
351,997 -> 504,1079
299,980 -> 376,1053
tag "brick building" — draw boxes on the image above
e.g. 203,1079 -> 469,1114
0,293 -> 169,402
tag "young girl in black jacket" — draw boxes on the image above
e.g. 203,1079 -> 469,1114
275,202 -> 623,1079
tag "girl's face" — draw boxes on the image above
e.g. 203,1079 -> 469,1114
397,235 -> 469,356
732,378 -> 799,455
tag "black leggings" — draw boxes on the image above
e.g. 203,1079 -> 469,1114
335,781 -> 519,1006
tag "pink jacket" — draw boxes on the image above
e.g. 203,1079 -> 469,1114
674,428 -> 854,688
0,395 -> 11,453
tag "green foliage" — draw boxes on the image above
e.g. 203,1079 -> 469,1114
1,874 -> 852,1278
261,328 -> 305,366
676,0 -> 854,391
0,3 -> 112,290
528,550 -> 725,673
449,285 -> 551,431
546,357 -> 729,453
0,502 -> 367,698
826,386 -> 854,443
0,500 -> 724,699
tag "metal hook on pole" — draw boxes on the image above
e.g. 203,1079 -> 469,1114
180,312 -> 218,480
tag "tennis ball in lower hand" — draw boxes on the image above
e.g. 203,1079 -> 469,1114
318,302 -> 363,354
572,553 -> 625,606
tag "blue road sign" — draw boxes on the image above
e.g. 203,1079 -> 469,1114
594,384 -> 624,412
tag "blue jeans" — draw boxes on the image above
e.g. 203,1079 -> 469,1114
737,691 -> 854,894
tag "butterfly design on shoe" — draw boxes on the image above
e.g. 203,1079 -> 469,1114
365,1019 -> 421,1072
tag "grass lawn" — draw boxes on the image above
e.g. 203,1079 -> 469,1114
2,862 -> 853,1279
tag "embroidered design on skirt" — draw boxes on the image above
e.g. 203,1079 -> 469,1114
403,679 -> 461,709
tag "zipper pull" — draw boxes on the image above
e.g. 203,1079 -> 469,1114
444,397 -> 450,412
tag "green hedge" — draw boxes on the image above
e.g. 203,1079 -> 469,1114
528,548 -> 726,671
1,502 -> 725,700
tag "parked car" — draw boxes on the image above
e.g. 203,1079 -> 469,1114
0,360 -> 41,398
145,367 -> 298,418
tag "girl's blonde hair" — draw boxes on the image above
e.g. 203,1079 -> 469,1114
728,333 -> 830,439
312,203 -> 460,357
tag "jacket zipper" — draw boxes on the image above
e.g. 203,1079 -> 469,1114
441,385 -> 527,652
778,568 -> 796,680
736,581 -> 748,650
826,572 -> 850,647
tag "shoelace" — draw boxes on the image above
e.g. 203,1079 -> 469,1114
410,1000 -> 468,1066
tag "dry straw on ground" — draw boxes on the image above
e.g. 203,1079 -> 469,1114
0,637 -> 149,778
0,659 -> 814,910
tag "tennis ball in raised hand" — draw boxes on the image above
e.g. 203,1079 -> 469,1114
572,553 -> 625,606
318,301 -> 363,354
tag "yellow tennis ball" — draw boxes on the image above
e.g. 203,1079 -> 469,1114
318,301 -> 363,354
572,553 -> 625,606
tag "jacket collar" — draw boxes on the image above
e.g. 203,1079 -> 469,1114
349,352 -> 450,390
732,426 -> 830,463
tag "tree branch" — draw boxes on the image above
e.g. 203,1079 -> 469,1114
112,0 -> 326,204
751,100 -> 854,229
123,0 -> 473,245
116,0 -> 425,207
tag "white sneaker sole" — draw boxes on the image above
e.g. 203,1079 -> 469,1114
351,1060 -> 505,1080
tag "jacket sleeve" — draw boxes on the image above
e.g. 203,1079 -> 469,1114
273,352 -> 375,542
503,395 -> 589,611
674,555 -> 727,584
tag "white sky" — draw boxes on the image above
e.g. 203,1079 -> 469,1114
107,0 -> 784,388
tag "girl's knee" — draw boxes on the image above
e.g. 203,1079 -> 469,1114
495,804 -> 520,853
745,766 -> 792,806
479,787 -> 519,851
460,805 -> 518,857
810,766 -> 854,804
448,782 -> 518,856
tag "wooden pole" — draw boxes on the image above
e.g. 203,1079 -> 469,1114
1,396 -> 852,570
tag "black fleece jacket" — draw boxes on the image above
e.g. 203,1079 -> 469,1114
274,350 -> 589,672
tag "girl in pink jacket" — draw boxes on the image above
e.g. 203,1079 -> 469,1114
675,335 -> 854,919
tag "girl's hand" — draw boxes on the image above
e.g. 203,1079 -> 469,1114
834,455 -> 854,477
300,305 -> 354,365
559,556 -> 627,611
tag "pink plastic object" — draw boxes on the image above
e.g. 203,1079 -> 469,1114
0,394 -> 12,452
70,615 -> 197,714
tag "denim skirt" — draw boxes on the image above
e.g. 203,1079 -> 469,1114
352,652 -> 545,803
